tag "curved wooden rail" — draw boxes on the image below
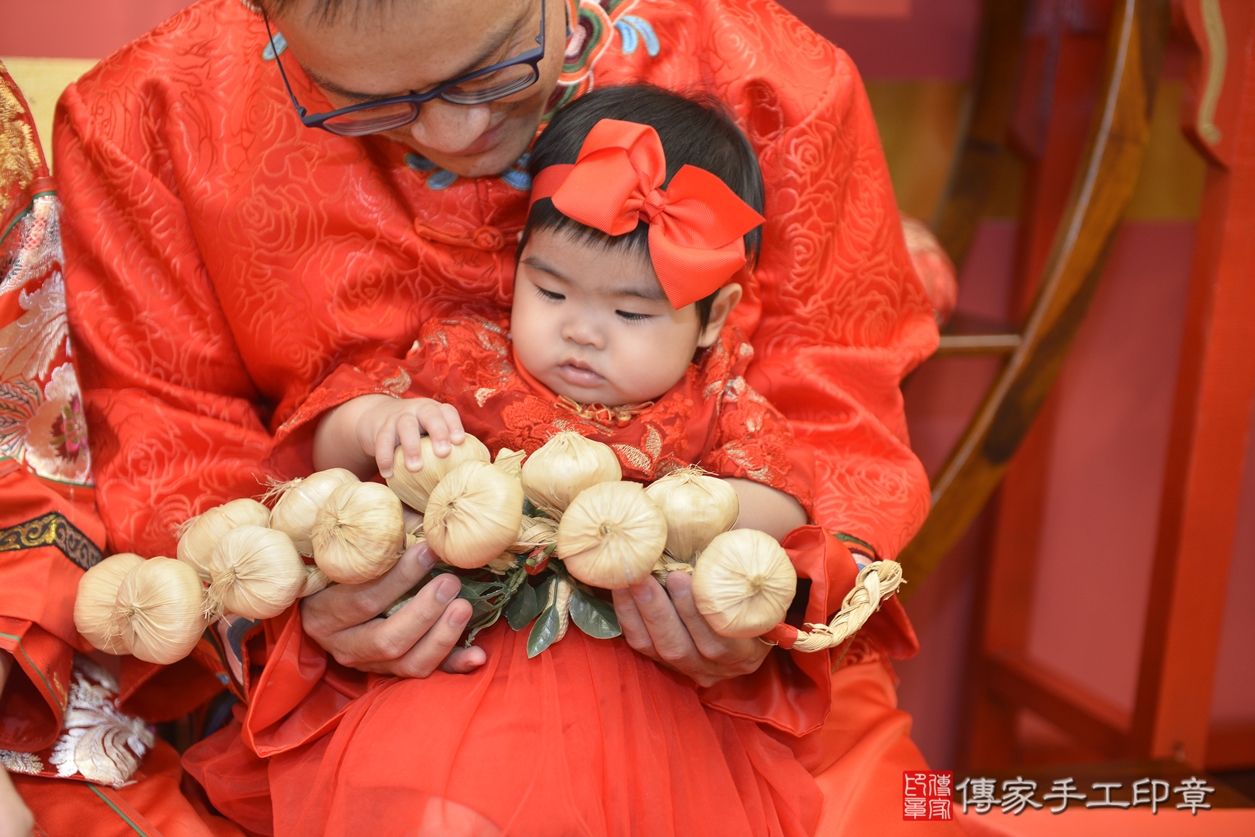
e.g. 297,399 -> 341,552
898,0 -> 1170,599
930,0 -> 1029,270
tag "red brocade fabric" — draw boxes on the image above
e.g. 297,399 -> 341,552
276,318 -> 816,515
52,0 -> 942,833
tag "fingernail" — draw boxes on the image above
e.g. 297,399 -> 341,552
407,457 -> 422,470
630,582 -> 653,604
669,580 -> 690,599
450,606 -> 470,627
416,548 -> 436,574
435,575 -> 458,604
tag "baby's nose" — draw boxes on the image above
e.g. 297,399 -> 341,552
562,319 -> 604,349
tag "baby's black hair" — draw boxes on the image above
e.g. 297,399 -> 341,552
521,84 -> 765,328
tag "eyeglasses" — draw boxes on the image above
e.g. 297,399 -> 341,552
263,1 -> 546,137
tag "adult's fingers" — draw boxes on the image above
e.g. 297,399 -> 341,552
665,572 -> 767,674
366,593 -> 473,678
439,644 -> 488,674
301,543 -> 436,640
328,573 -> 463,670
625,577 -> 701,668
612,587 -> 660,661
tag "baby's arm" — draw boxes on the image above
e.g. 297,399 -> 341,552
313,394 -> 465,479
723,478 -> 807,541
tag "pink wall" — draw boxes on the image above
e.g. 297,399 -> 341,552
0,0 -> 191,59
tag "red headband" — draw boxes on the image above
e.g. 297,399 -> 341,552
528,119 -> 765,309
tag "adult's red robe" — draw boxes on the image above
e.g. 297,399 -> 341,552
50,0 -> 954,833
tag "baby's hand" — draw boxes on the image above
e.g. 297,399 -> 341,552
355,396 -> 465,478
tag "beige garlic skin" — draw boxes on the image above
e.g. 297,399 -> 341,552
75,553 -> 146,655
424,460 -> 524,568
691,529 -> 797,638
645,468 -> 740,563
113,557 -> 208,665
268,468 -> 360,555
386,434 -> 491,513
557,481 -> 667,589
312,481 -> 407,583
177,498 -> 271,583
297,565 -> 332,598
521,432 -> 622,518
205,525 -> 307,620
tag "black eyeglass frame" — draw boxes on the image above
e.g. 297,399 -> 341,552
262,1 -> 546,136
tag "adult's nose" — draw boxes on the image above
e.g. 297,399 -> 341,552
407,99 -> 493,155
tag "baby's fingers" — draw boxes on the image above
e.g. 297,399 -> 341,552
416,401 -> 461,457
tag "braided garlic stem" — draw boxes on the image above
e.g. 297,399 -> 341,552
763,561 -> 903,652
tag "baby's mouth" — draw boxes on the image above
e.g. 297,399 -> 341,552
556,361 -> 606,388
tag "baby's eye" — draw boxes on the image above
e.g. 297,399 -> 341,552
534,287 -> 564,302
616,310 -> 653,322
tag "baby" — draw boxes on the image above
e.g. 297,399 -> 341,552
306,84 -> 810,539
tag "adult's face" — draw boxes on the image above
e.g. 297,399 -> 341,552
272,0 -> 566,177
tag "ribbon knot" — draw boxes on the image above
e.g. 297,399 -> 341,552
529,119 -> 764,309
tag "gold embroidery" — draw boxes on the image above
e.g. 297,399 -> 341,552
0,511 -> 102,570
555,396 -> 654,429
0,66 -> 43,227
0,750 -> 42,775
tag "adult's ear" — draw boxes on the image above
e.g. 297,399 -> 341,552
697,283 -> 742,348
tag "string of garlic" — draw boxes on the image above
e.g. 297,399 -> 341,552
177,498 -> 271,583
111,557 -> 208,665
690,529 -> 797,639
556,481 -> 666,589
75,553 -> 146,655
521,432 -> 621,519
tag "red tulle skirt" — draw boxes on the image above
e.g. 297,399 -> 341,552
188,623 -> 823,837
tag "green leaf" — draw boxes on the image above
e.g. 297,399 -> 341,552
505,581 -> 543,630
568,589 -> 621,639
527,605 -> 563,658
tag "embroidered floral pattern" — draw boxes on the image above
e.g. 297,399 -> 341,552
0,749 -> 43,776
1,189 -> 92,485
47,658 -> 154,787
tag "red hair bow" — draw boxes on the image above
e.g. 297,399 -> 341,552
529,119 -> 764,309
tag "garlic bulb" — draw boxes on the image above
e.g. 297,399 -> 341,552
113,557 -> 208,665
424,460 -> 524,568
386,434 -> 490,513
521,432 -> 621,518
557,481 -> 666,589
75,553 -> 146,654
311,481 -> 407,583
267,469 -> 360,555
205,525 -> 307,620
691,529 -> 797,638
177,498 -> 271,582
645,468 -> 740,563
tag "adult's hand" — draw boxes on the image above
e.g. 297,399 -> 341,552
300,543 -> 486,677
0,768 -> 33,837
0,652 -> 34,837
612,571 -> 770,688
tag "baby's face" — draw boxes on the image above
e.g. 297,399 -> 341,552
512,227 -> 714,406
